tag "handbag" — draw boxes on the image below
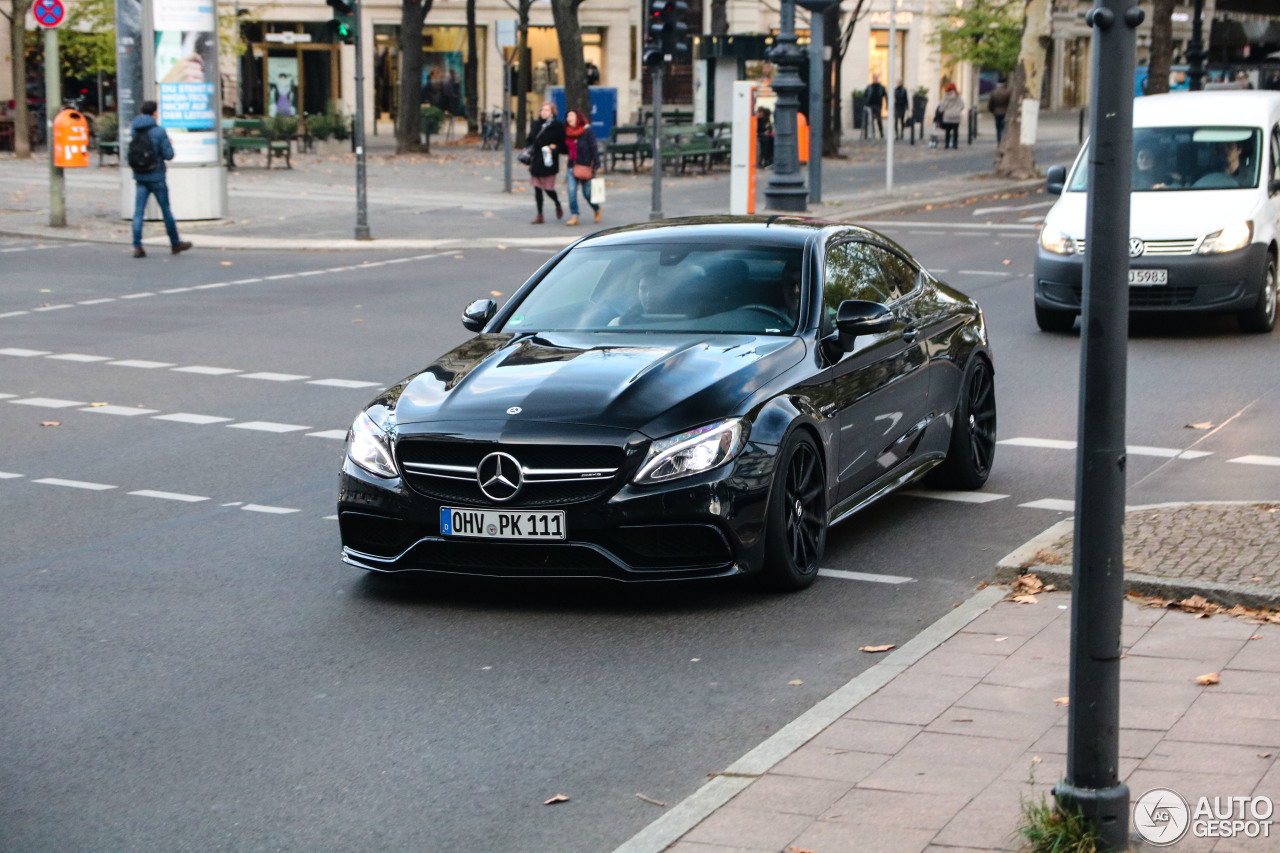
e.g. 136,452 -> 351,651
573,162 -> 593,180
517,145 -> 535,166
589,176 -> 606,204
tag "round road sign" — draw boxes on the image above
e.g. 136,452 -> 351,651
34,0 -> 65,28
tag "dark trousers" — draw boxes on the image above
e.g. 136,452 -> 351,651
942,122 -> 960,149
868,107 -> 884,138
994,114 -> 1006,144
132,180 -> 180,247
894,111 -> 907,139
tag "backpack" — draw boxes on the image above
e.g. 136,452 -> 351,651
128,126 -> 159,174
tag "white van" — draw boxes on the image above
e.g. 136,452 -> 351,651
1034,91 -> 1280,333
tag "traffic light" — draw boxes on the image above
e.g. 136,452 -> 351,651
326,0 -> 355,44
648,0 -> 688,63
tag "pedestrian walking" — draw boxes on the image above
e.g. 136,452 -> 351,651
937,84 -> 963,150
893,80 -> 909,140
128,100 -> 192,258
563,108 -> 601,226
988,79 -> 1011,144
864,74 -> 887,139
525,101 -> 565,225
755,106 -> 774,167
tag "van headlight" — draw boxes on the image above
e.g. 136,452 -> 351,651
347,409 -> 398,479
1039,227 -> 1076,255
1197,221 -> 1253,254
634,419 -> 746,484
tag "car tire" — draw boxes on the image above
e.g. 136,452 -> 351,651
761,431 -> 827,592
1035,302 -> 1076,333
1238,252 -> 1277,334
928,355 -> 997,491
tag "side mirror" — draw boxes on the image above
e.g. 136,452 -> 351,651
832,300 -> 894,352
461,298 -> 497,332
1269,178 -> 1280,196
1046,165 -> 1067,196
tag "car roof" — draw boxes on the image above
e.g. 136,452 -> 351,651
575,215 -> 883,249
1133,91 -> 1280,128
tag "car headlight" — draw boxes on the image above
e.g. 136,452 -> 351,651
634,419 -> 746,485
1197,221 -> 1253,254
347,410 -> 398,479
1039,226 -> 1075,255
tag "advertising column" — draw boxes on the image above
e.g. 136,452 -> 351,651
118,0 -> 227,220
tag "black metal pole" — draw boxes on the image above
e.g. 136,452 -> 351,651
1053,1 -> 1143,850
796,0 -> 838,204
764,0 -> 808,212
353,0 -> 371,240
1187,0 -> 1205,91
650,64 -> 663,220
503,56 -> 513,193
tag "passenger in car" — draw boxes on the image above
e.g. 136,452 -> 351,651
1134,146 -> 1175,190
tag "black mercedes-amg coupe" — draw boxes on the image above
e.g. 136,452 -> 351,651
338,217 -> 996,590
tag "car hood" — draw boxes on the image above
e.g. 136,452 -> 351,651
1046,190 -> 1262,242
389,331 -> 805,437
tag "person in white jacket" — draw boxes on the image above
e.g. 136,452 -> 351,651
936,84 -> 964,150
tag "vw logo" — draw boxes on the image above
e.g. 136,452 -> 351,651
477,451 -> 523,502
1129,238 -> 1145,258
507,406 -> 522,415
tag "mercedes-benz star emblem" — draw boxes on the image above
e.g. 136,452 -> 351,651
477,451 -> 523,501
1129,238 -> 1145,258
507,406 -> 522,415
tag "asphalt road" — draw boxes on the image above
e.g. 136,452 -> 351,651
2,202 -> 1277,852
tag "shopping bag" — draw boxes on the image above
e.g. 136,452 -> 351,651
589,176 -> 606,204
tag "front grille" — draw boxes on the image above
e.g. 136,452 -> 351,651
339,511 -> 422,558
1076,238 -> 1197,256
403,539 -> 621,574
396,438 -> 631,507
610,524 -> 734,570
1068,284 -> 1198,307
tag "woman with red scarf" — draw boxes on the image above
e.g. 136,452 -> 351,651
563,108 -> 602,226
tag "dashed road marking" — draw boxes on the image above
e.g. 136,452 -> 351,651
308,378 -> 381,389
228,421 -> 311,433
307,430 -> 349,440
1000,436 -> 1211,459
0,471 -> 24,479
239,372 -> 310,382
0,348 -> 51,357
151,412 -> 234,424
119,292 -> 156,299
47,353 -> 112,362
1020,498 -> 1076,512
159,287 -> 193,294
171,365 -> 242,375
33,304 -> 74,312
129,489 -> 209,502
11,397 -> 86,408
78,298 -> 116,305
82,405 -> 160,416
818,569 -> 916,584
242,504 -> 301,514
33,477 -> 116,491
1229,455 -> 1280,467
901,489 -> 1009,504
108,359 -> 175,369
0,311 -> 30,319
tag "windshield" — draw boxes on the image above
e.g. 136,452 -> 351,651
498,242 -> 805,336
1067,126 -> 1262,192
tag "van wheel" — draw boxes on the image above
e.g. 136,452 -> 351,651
1035,302 -> 1076,333
1238,253 -> 1277,334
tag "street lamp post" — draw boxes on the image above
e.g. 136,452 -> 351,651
795,0 -> 838,206
764,0 -> 808,212
353,0 -> 370,240
1186,0 -> 1206,91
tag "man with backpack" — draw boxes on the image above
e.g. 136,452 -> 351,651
129,100 -> 192,258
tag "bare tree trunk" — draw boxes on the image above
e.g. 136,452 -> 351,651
550,0 -> 587,114
710,0 -> 727,36
1146,0 -> 1174,95
821,1 -> 841,157
396,0 -> 433,153
515,0 -> 530,147
6,0 -> 34,158
465,0 -> 478,133
992,0 -> 1050,179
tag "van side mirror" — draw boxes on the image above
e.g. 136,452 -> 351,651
461,298 -> 497,332
1046,165 -> 1067,196
830,300 -> 893,352
1270,178 -> 1280,196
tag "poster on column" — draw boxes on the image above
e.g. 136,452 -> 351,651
153,0 -> 219,163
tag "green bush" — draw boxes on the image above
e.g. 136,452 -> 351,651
96,111 -> 119,143
420,104 -> 445,136
306,113 -> 334,141
331,112 -> 351,141
264,115 -> 298,140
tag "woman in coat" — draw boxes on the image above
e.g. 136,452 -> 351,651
937,84 -> 964,150
563,108 -> 602,226
526,101 -> 566,224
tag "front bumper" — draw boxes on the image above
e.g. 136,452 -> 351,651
1034,243 -> 1268,314
337,443 -> 779,582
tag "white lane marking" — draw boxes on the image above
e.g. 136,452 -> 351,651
119,292 -> 156,299
128,489 -> 210,502
971,199 -> 1057,216
1228,455 -> 1280,467
81,405 -> 160,416
264,274 -> 296,280
242,504 -> 300,514
193,282 -> 229,290
906,230 -> 948,236
307,378 -> 381,389
998,233 -> 1037,239
33,304 -> 74,312
0,347 -> 52,357
1001,437 -> 1077,450
239,372 -> 309,382
47,353 -> 112,362
956,270 -> 1013,276
1020,498 -> 1076,512
296,270 -> 327,276
33,478 -> 116,491
78,298 -> 116,305
171,365 -> 242,375
108,359 -> 175,369
0,394 -> 14,400
324,515 -> 339,520
10,397 -> 87,408
159,287 -> 193,294
0,471 -> 24,479
228,421 -> 311,433
861,220 -> 1041,231
229,278 -> 262,284
0,311 -> 31,318
818,569 -> 916,584
307,429 -> 349,440
900,489 -> 1009,504
1129,445 -> 1213,460
152,412 -> 234,424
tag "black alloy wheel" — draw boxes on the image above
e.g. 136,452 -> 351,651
928,356 -> 997,490
762,431 -> 828,591
1238,253 -> 1277,334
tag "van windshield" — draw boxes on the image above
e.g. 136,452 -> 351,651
1067,126 -> 1262,192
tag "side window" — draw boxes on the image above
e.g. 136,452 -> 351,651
1272,126 -> 1280,188
870,247 -> 920,300
822,242 -> 892,335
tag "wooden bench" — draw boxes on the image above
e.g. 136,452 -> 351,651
97,139 -> 119,166
657,124 -> 731,174
605,124 -> 649,172
223,118 -> 291,169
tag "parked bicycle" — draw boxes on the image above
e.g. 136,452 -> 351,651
480,108 -> 505,150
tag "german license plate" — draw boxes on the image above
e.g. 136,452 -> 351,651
1129,268 -> 1168,285
441,507 -> 566,540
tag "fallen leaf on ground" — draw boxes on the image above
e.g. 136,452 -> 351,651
1014,573 -> 1047,594
1180,594 -> 1211,612
636,793 -> 665,807
1013,594 -> 1039,604
1259,753 -> 1273,759
1054,697 -> 1070,705
1250,635 -> 1263,641
788,847 -> 818,853
543,794 -> 570,805
220,261 -> 232,266
1186,422 -> 1214,430
490,291 -> 504,298
1002,259 -> 1012,265
995,636 -> 1008,642
1196,672 -> 1220,686
40,421 -> 61,427
788,679 -> 804,686
859,644 -> 895,653
88,402 -> 108,407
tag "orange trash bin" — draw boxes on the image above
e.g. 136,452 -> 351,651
53,109 -> 90,168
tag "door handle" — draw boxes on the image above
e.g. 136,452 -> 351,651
902,327 -> 919,343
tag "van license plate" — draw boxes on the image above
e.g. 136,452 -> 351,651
441,507 -> 566,540
1129,269 -> 1168,285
